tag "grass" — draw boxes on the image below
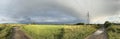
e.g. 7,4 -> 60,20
0,25 -> 13,39
3,24 -> 120,39
21,25 -> 97,39
107,25 -> 120,39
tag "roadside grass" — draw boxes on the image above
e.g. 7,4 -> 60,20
63,25 -> 96,39
1,24 -> 120,39
107,25 -> 120,39
0,25 -> 13,39
21,25 -> 97,39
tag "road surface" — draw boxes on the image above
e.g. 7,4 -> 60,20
11,26 -> 31,39
85,25 -> 108,39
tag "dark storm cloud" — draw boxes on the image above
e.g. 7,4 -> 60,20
0,0 -> 120,24
0,0 -> 83,23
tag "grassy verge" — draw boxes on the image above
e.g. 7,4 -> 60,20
107,25 -> 120,39
0,26 -> 13,39
21,25 -> 97,39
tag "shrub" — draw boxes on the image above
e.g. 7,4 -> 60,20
104,21 -> 112,28
75,23 -> 84,25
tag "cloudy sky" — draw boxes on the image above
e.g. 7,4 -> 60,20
0,0 -> 120,24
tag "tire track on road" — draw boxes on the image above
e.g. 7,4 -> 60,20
11,26 -> 31,39
85,25 -> 109,39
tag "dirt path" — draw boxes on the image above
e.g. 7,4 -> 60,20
11,26 -> 31,39
85,25 -> 108,39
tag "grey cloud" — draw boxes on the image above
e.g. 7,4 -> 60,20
0,0 -> 120,24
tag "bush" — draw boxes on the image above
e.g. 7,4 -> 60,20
75,23 -> 84,25
104,21 -> 112,28
107,25 -> 120,39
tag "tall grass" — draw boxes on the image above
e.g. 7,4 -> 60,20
63,25 -> 96,39
0,25 -> 13,39
21,25 -> 97,39
107,25 -> 120,39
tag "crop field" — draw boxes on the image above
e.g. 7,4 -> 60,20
21,25 -> 97,39
0,24 -> 120,39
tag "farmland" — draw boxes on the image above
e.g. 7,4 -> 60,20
0,24 -> 120,39
20,25 -> 97,39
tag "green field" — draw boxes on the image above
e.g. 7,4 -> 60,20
0,24 -> 120,39
21,25 -> 97,39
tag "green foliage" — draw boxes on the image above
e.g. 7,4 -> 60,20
62,25 -> 96,39
75,23 -> 84,25
21,25 -> 64,39
104,21 -> 112,28
21,25 -> 97,39
107,25 -> 120,39
1,24 -> 120,39
0,25 -> 13,39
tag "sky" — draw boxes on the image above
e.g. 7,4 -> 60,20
0,0 -> 120,24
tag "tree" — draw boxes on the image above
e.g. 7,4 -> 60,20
104,21 -> 112,28
75,23 -> 84,25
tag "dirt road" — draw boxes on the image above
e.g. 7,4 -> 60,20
85,25 -> 108,39
11,26 -> 31,39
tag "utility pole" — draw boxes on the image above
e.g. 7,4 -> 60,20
87,11 -> 90,24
